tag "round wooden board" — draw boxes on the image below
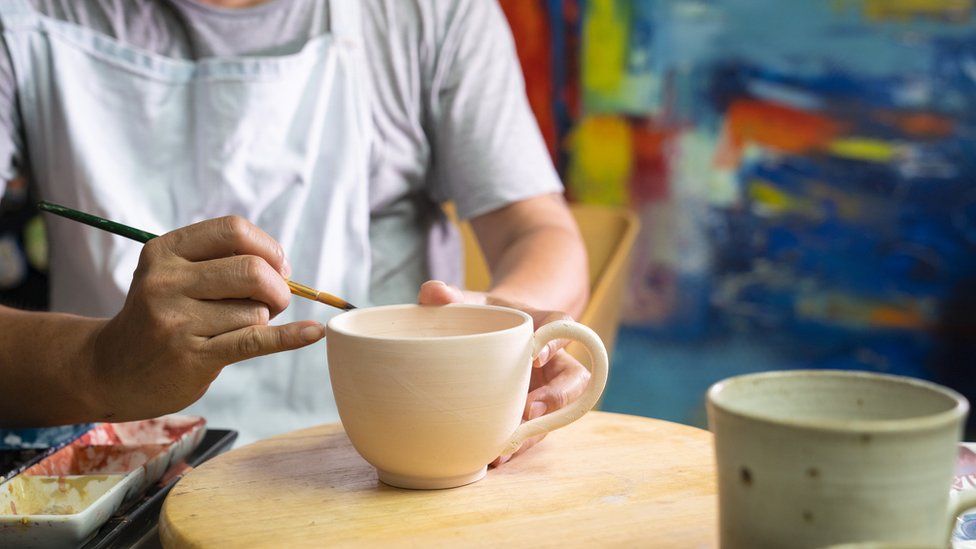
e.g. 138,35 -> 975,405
160,411 -> 717,548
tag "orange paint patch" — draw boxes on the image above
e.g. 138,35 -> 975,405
877,110 -> 955,138
716,99 -> 846,167
869,305 -> 928,329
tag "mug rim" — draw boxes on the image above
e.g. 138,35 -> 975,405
326,303 -> 533,343
707,369 -> 969,433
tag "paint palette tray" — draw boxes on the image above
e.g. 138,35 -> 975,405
0,415 -> 205,548
0,423 -> 96,482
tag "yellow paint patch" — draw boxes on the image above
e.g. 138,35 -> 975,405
0,475 -> 123,515
748,180 -> 821,217
828,138 -> 900,163
862,0 -> 972,21
582,0 -> 628,94
749,181 -> 795,213
568,116 -> 633,206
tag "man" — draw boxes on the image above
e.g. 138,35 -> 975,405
0,0 -> 591,460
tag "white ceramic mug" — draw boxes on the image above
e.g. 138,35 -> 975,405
326,304 -> 609,489
707,370 -> 976,549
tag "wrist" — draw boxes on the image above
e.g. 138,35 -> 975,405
487,285 -> 587,319
74,317 -> 114,422
485,286 -> 536,311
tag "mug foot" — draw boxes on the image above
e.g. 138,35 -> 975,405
377,466 -> 487,490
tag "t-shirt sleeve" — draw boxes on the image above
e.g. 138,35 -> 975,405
0,39 -> 22,196
426,0 -> 562,221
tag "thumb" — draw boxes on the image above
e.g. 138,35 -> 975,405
417,280 -> 465,305
205,320 -> 325,364
418,280 -> 488,306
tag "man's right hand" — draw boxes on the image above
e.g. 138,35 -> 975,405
87,216 -> 324,421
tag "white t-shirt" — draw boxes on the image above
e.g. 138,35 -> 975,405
0,0 -> 562,306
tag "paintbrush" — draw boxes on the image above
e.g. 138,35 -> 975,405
37,201 -> 357,311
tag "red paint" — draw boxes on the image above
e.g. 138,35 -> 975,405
109,416 -> 204,444
19,416 -> 204,476
24,444 -> 168,475
500,0 -> 557,158
630,120 -> 678,205
716,99 -> 847,167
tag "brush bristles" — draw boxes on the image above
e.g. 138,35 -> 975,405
317,294 -> 356,311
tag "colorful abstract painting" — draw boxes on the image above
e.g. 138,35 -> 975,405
503,0 -> 976,387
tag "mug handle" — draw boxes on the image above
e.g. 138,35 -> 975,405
945,489 -> 976,545
498,320 -> 610,458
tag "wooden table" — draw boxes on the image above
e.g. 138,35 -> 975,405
159,411 -> 717,548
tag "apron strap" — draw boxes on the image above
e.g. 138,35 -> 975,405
0,0 -> 36,30
328,0 -> 361,46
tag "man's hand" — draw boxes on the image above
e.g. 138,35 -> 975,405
418,280 -> 592,465
88,216 -> 325,421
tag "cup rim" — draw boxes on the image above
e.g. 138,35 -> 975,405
707,369 -> 969,433
326,303 -> 533,342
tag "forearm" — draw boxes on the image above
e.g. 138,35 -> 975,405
487,226 -> 588,317
0,305 -> 105,427
471,195 -> 589,318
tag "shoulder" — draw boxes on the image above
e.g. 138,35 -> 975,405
362,0 -> 507,46
361,0 -> 512,83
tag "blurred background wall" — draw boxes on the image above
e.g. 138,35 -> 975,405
499,0 -> 976,427
1,0 -> 975,429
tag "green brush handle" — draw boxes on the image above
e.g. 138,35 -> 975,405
37,201 -> 158,243
35,201 -> 357,311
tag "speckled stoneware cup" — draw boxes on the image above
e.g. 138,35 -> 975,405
707,370 -> 976,549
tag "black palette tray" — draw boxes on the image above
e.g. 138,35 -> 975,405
81,428 -> 238,549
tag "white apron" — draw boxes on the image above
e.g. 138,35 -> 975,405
0,0 -> 373,445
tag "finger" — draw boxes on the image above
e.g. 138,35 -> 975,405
204,320 -> 325,364
417,280 -> 486,305
526,351 -> 591,416
187,299 -> 271,337
493,433 -> 548,467
185,256 -> 291,316
482,299 -> 574,365
491,401 -> 550,467
418,280 -> 463,305
155,216 -> 291,277
532,311 -> 574,367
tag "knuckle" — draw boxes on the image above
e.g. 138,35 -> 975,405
142,267 -> 178,296
549,390 -> 571,410
252,306 -> 271,326
132,258 -> 152,283
141,238 -> 165,259
239,255 -> 267,283
238,327 -> 264,356
573,359 -> 593,381
270,279 -> 291,310
579,364 -> 592,382
272,328 -> 286,349
138,239 -> 172,270
222,215 -> 252,245
237,257 -> 289,313
165,228 -> 186,252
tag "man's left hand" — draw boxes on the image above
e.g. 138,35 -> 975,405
417,280 -> 592,465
